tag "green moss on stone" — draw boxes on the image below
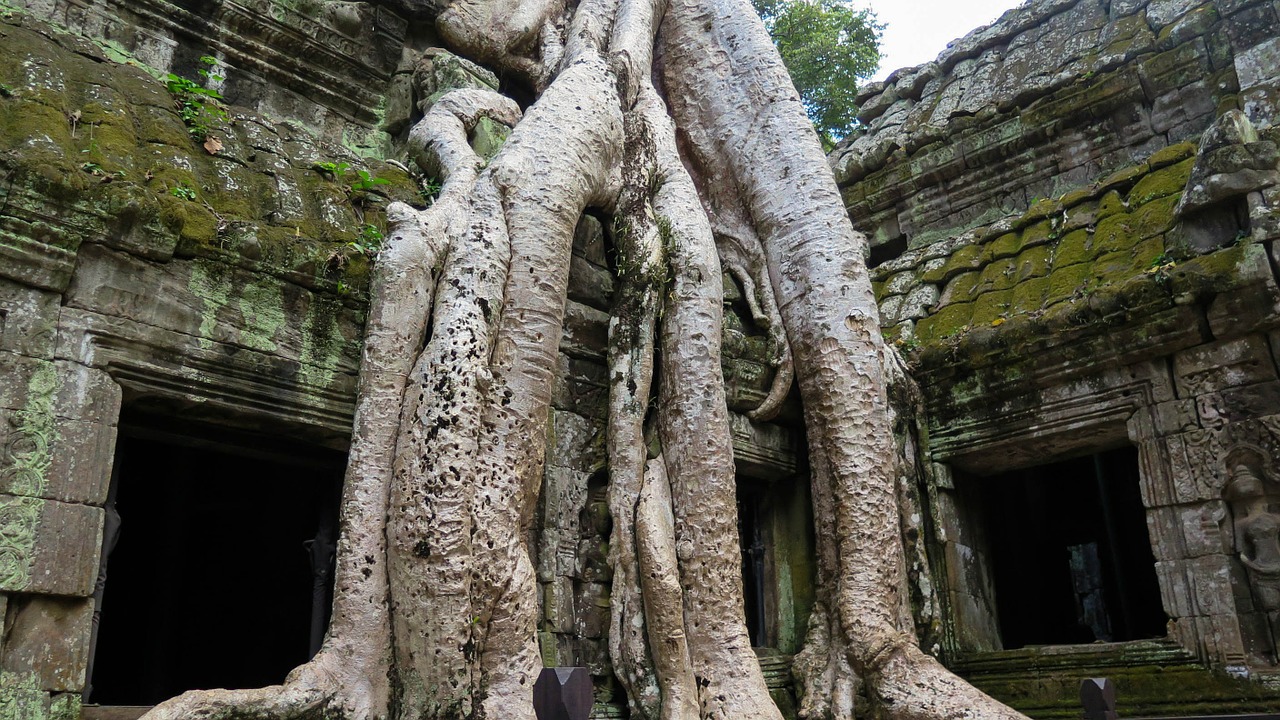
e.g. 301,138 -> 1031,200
1022,197 -> 1064,225
238,279 -> 286,352
1093,249 -> 1136,281
299,294 -> 350,389
1011,275 -> 1050,311
158,194 -> 219,246
1013,244 -> 1052,283
0,17 -> 390,294
1128,157 -> 1194,206
189,261 -> 233,351
988,232 -> 1021,259
1167,244 -> 1263,299
50,694 -> 80,720
1053,228 -> 1094,267
1096,190 -> 1129,220
1045,262 -> 1095,306
1096,163 -> 1150,196
940,271 -> 982,307
471,116 -> 510,162
1092,195 -> 1178,258
1020,220 -> 1057,249
1148,141 -> 1198,169
0,672 -> 46,720
980,256 -> 1020,292
1058,187 -> 1094,208
1129,194 -> 1180,239
916,301 -> 973,343
971,288 -> 1014,326
938,243 -> 989,281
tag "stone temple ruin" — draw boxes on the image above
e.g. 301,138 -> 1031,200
0,0 -> 1278,716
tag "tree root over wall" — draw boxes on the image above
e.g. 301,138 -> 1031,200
137,0 -> 1030,717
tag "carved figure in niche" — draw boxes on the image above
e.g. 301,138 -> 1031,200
1224,454 -> 1280,663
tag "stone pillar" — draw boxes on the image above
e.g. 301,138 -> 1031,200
0,296 -> 120,714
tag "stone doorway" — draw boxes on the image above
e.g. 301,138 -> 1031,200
975,446 -> 1167,649
85,413 -> 344,707
735,473 -> 816,654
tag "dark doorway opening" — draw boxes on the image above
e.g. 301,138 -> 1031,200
979,446 -> 1166,649
739,480 -> 767,647
88,413 -> 345,706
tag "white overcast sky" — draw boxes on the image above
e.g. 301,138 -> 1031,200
854,0 -> 1030,80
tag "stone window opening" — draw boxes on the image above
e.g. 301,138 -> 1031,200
965,446 -> 1167,650
84,411 -> 344,710
867,235 -> 908,270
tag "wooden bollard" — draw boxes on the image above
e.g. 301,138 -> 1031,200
534,667 -> 592,720
1081,677 -> 1119,720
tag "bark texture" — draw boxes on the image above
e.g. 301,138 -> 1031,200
137,0 -> 1034,717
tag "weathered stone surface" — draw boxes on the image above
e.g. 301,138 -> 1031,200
0,281 -> 59,360
56,307 -> 357,439
730,414 -> 799,479
843,0 -> 1280,700
0,595 -> 92,692
0,495 -> 100,597
1173,335 -> 1278,398
66,245 -> 364,377
560,301 -> 610,362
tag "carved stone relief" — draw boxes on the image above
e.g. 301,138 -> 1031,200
0,361 -> 56,591
1223,447 -> 1280,665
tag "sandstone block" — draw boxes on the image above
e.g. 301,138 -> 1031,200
0,281 -> 59,360
1186,554 -> 1235,615
1178,501 -> 1233,557
1174,335 -> 1277,398
0,496 -> 100,597
0,595 -> 92,692
1155,560 -> 1195,617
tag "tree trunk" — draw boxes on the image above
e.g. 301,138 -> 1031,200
137,0 -> 1032,718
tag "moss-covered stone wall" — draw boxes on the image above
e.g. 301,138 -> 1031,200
840,0 -> 1280,715
833,0 -> 1277,255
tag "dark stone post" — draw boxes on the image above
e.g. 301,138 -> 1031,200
534,667 -> 592,720
1081,677 -> 1119,720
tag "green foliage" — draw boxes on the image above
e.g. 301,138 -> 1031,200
312,161 -> 351,177
170,183 -> 197,201
349,168 -> 390,196
753,0 -> 882,146
312,162 -> 389,202
348,223 -> 384,258
165,56 -> 227,142
421,175 -> 443,205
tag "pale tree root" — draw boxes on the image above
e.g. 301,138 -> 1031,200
384,41 -> 624,717
654,0 -> 1032,716
138,202 -> 441,720
601,54 -> 785,716
138,90 -> 509,720
605,72 -> 667,720
716,236 -> 793,422
648,86 -> 784,720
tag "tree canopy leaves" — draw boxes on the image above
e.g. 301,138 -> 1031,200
753,0 -> 882,146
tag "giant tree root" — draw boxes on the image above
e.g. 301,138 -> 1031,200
138,0 -> 1034,715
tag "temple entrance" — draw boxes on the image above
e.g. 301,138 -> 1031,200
739,479 -> 768,647
86,413 -> 344,707
736,472 -> 816,654
977,446 -> 1166,649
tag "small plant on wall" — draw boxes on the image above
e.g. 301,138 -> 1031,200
166,55 -> 228,150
